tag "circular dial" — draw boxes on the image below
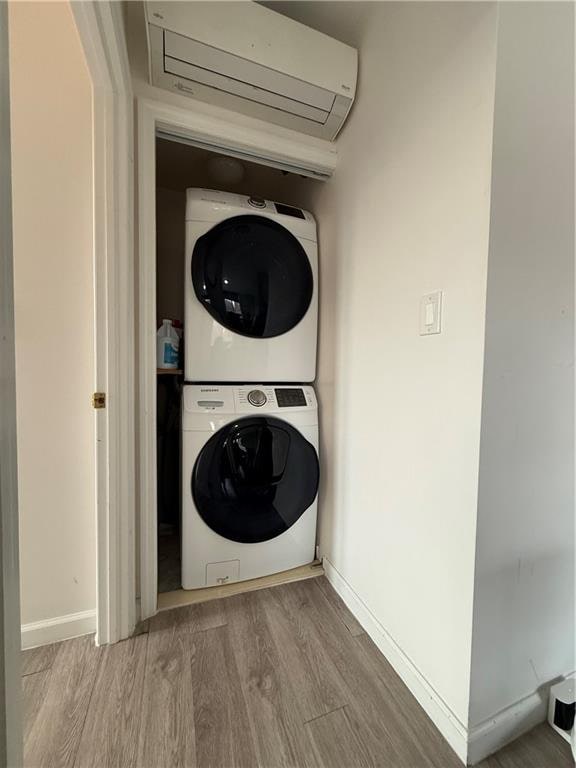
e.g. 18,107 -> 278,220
247,389 -> 267,407
248,196 -> 266,208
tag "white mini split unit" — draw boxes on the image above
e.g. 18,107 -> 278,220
144,1 -> 358,140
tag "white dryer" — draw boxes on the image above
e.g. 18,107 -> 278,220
184,189 -> 318,382
181,384 -> 319,589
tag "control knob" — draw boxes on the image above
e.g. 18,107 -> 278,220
247,389 -> 267,407
248,196 -> 266,208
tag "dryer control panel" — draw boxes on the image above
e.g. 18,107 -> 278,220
185,188 -> 317,243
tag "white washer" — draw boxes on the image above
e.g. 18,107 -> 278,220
181,384 -> 319,589
184,188 -> 318,382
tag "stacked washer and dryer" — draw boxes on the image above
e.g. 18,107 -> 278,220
181,189 -> 320,589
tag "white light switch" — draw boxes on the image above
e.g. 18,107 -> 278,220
420,291 -> 442,335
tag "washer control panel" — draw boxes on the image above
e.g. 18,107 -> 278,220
236,385 -> 316,413
247,389 -> 267,407
275,388 -> 307,408
184,385 -> 317,414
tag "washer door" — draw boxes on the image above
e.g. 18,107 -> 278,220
191,215 -> 313,338
192,417 -> 319,543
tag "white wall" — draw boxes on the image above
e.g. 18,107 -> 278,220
9,2 -> 96,628
469,0 -> 575,741
305,1 -> 498,742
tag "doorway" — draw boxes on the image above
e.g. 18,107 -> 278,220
154,136 -> 322,599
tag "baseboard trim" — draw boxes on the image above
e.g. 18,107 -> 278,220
323,557 -> 468,764
467,677 -> 574,765
21,609 -> 96,650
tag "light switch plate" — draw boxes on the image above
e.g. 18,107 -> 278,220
420,291 -> 442,335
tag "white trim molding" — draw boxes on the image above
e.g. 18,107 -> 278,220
323,558 -> 469,764
72,2 -> 135,645
21,610 -> 97,651
323,558 -> 568,765
147,97 -> 338,180
137,99 -> 158,622
1,4 -> 24,763
467,693 -> 548,765
137,97 -> 338,621
467,679 -> 575,765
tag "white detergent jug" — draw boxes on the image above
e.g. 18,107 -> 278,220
157,319 -> 179,369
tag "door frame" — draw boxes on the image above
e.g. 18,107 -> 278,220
72,2 -> 135,645
71,0 -> 339,631
0,3 -> 23,763
137,97 -> 337,619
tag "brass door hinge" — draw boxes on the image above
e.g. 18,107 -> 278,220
93,392 -> 106,409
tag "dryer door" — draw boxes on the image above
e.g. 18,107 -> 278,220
191,215 -> 313,338
192,416 -> 319,543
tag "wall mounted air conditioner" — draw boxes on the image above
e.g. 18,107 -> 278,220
144,1 -> 358,141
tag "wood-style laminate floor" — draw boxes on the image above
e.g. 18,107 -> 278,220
21,577 -> 572,768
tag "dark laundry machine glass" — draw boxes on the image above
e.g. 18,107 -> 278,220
192,417 -> 319,543
191,215 -> 313,338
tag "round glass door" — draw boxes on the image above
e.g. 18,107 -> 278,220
192,417 -> 319,543
191,215 -> 313,338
